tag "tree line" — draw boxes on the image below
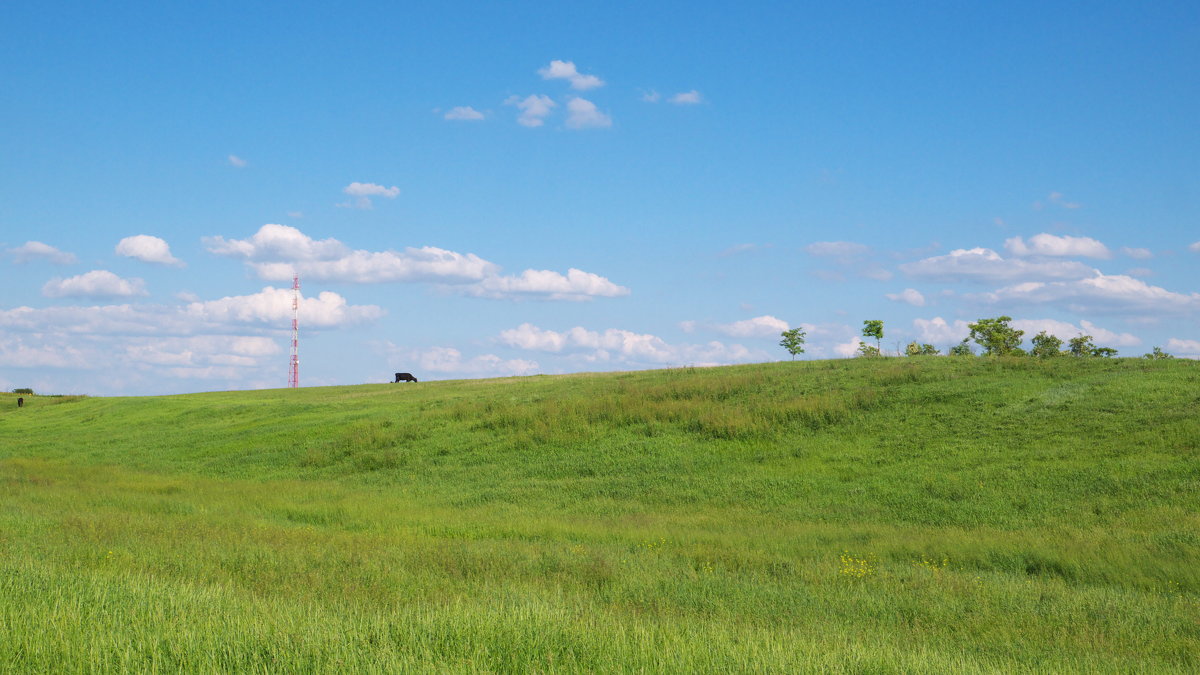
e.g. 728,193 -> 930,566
779,317 -> 1176,360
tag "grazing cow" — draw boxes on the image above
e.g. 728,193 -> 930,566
394,372 -> 418,383
16,397 -> 23,408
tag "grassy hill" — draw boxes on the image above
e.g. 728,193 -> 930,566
1,357 -> 1197,672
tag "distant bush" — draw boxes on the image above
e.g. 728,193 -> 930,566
905,342 -> 939,356
12,388 -> 33,395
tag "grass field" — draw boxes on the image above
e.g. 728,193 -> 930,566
1,357 -> 1197,672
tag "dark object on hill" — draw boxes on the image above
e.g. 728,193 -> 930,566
17,397 -> 24,408
394,372 -> 418,383
12,388 -> 33,395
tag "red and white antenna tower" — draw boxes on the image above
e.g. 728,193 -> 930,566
288,273 -> 300,388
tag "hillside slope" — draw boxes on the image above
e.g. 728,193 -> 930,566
1,358 -> 1197,672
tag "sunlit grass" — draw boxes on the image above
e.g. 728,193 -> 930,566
0,357 -> 1197,671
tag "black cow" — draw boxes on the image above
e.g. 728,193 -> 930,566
16,397 -> 24,408
394,372 -> 418,383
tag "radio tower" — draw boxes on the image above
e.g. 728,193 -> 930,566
288,274 -> 300,388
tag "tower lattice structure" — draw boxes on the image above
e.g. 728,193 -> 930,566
288,274 -> 299,388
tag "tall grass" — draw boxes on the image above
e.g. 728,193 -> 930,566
0,357 -> 1197,671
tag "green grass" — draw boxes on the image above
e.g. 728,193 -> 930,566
1,357 -> 1197,672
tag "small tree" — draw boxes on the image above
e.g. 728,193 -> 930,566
968,316 -> 1025,356
905,341 -> 938,356
1030,331 -> 1064,358
856,342 -> 882,358
1143,346 -> 1174,360
948,339 -> 974,357
862,320 -> 884,354
1067,334 -> 1095,357
1067,334 -> 1118,357
779,328 -> 807,360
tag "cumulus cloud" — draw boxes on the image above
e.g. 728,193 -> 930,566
537,60 -> 604,90
185,286 -> 384,328
1189,241 -> 1200,253
497,323 -> 763,367
7,241 -> 77,264
669,90 -> 702,104
885,288 -> 926,306
564,97 -> 612,129
205,224 -> 348,261
444,106 -> 485,121
339,182 -> 400,209
900,247 -> 1096,283
256,248 -> 498,285
640,89 -> 661,103
912,317 -> 971,345
1165,338 -> 1200,358
228,154 -> 247,168
205,225 -> 494,284
116,235 -> 184,266
982,273 -> 1200,314
1005,233 -> 1111,259
506,94 -> 556,127
1011,318 -> 1140,347
712,315 -> 789,338
1121,247 -> 1153,260
205,225 -> 626,300
463,268 -> 629,301
832,337 -> 864,357
43,270 -> 147,299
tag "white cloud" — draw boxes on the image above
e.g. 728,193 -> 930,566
339,182 -> 400,209
228,154 -> 247,168
505,94 -> 556,127
712,315 -> 789,338
640,89 -> 660,103
7,241 -> 77,264
205,225 -> 624,300
833,337 -> 863,357
564,97 -> 612,129
0,289 -> 382,394
43,270 -> 146,299
1004,233 -> 1111,259
912,317 -> 971,345
669,90 -> 702,105
115,235 -> 184,267
1120,246 -> 1153,260
900,247 -> 1096,283
205,224 -> 348,261
805,241 -> 869,258
678,320 -> 697,333
885,288 -> 926,306
444,106 -> 484,121
1165,338 -> 1200,357
537,60 -> 604,90
185,286 -> 384,328
1189,241 -> 1200,253
1011,319 -> 1140,347
254,248 -> 498,285
983,273 -> 1200,314
464,268 -> 629,301
497,323 -> 763,367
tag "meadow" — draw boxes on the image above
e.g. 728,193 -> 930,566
0,357 -> 1197,672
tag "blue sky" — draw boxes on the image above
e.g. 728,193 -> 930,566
2,1 -> 1197,395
